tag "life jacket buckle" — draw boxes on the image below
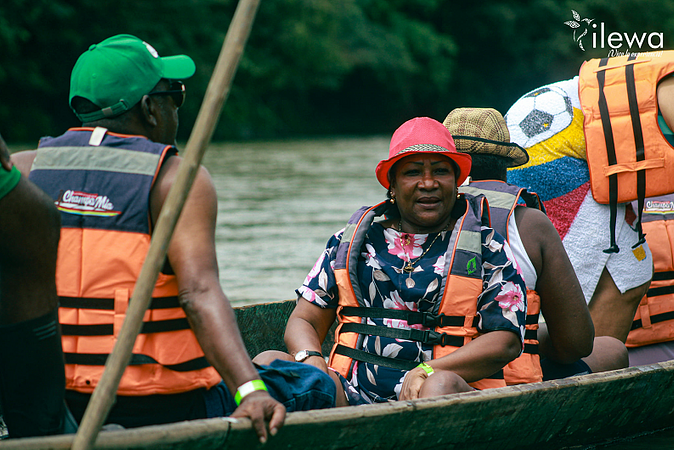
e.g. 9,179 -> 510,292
419,312 -> 446,327
425,330 -> 450,346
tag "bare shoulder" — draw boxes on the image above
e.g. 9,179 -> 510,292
10,150 -> 37,177
149,154 -> 216,221
514,205 -> 557,238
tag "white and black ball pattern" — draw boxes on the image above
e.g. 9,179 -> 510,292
506,84 -> 574,149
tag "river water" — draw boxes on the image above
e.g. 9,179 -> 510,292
202,137 -> 669,449
202,137 -> 387,306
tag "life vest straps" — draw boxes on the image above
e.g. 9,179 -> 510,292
340,306 -> 478,328
64,353 -> 211,372
520,190 -> 546,214
595,55 -> 647,253
60,296 -> 180,310
630,278 -> 674,330
61,318 -> 191,336
653,271 -> 674,282
625,57 -> 647,249
596,57 -> 620,253
339,323 -> 465,347
333,344 -> 418,371
333,344 -> 504,380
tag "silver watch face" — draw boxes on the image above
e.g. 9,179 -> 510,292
295,350 -> 308,362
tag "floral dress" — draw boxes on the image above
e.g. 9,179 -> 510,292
297,222 -> 526,405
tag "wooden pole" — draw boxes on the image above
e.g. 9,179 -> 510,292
71,1 -> 261,449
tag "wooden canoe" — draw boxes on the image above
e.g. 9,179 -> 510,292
3,299 -> 674,450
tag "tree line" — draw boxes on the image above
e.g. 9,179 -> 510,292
1,0 -> 672,143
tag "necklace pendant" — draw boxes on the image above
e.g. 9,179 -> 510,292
402,262 -> 415,273
405,277 -> 415,289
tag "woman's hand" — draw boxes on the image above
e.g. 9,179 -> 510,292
399,365 -> 431,401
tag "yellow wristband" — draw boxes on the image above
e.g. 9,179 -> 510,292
417,362 -> 434,376
234,379 -> 268,405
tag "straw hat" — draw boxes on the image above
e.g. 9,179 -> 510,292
443,108 -> 529,167
375,117 -> 473,189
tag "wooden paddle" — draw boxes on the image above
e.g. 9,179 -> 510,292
71,1 -> 262,449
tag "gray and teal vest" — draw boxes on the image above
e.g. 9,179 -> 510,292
29,127 -> 220,395
460,180 -> 543,384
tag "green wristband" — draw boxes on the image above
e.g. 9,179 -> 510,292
417,362 -> 435,376
234,379 -> 268,405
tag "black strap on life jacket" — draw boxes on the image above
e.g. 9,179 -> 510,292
59,295 -> 191,336
596,54 -> 647,253
340,322 -> 465,347
624,54 -> 647,249
630,272 -> 674,330
653,271 -> 674,282
340,306 -> 478,328
340,306 -> 538,356
59,296 -> 181,310
64,352 -> 211,372
596,57 -> 620,253
333,345 -> 504,380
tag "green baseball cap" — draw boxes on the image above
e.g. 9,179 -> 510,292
69,34 -> 196,122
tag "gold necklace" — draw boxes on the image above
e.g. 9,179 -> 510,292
397,220 -> 449,289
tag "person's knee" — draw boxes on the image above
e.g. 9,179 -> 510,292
252,350 -> 293,365
583,336 -> 629,373
419,370 -> 471,398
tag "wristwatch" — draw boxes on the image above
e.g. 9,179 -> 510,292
294,350 -> 323,362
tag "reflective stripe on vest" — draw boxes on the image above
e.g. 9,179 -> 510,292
328,195 -> 508,390
461,180 -> 543,384
579,52 -> 674,252
30,128 -> 220,395
627,194 -> 674,347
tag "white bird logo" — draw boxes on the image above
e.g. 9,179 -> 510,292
564,10 -> 594,51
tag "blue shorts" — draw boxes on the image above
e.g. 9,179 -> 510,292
540,358 -> 592,381
203,359 -> 336,417
68,358 -> 336,428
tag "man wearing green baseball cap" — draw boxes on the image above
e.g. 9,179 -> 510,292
11,34 -> 335,443
69,34 -> 196,123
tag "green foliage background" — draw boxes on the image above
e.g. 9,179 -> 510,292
1,0 -> 672,142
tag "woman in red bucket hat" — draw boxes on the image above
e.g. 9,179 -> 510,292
260,117 -> 527,406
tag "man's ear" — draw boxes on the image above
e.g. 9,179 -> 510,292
139,95 -> 159,128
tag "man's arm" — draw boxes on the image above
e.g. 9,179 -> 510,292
515,206 -> 594,363
151,156 -> 284,443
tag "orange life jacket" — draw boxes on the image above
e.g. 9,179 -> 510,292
627,195 -> 674,348
579,51 -> 674,252
328,195 -> 511,390
460,180 -> 543,384
29,127 -> 220,395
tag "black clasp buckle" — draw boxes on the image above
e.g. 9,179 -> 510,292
420,312 -> 447,328
425,330 -> 450,346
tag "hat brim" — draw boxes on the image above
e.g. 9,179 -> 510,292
375,150 -> 472,189
161,55 -> 196,80
451,136 -> 529,168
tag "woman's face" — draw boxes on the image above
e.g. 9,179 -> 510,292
390,153 -> 457,233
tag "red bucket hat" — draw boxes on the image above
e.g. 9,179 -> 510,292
375,117 -> 472,189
